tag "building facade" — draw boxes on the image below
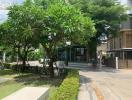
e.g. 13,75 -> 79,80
107,30 -> 132,68
57,45 -> 88,63
107,0 -> 132,68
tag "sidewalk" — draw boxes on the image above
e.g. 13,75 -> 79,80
78,75 -> 98,100
0,78 -> 11,84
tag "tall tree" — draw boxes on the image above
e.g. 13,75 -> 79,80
0,0 -> 96,76
34,3 -> 96,77
67,0 -> 128,58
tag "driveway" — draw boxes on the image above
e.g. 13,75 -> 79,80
78,67 -> 132,100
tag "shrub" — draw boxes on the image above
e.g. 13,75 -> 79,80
11,64 -> 20,71
3,63 -> 11,69
50,70 -> 79,100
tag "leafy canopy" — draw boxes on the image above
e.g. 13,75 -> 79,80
68,0 -> 128,38
0,2 -> 45,64
36,3 -> 96,49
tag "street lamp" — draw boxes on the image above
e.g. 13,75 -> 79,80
65,41 -> 71,66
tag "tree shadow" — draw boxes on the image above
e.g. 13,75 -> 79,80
79,75 -> 92,84
0,69 -> 16,76
80,66 -> 117,73
0,69 -> 64,87
14,74 -> 64,87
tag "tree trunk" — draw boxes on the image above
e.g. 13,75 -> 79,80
88,39 -> 97,60
43,45 -> 55,78
18,48 -> 27,72
49,58 -> 54,78
86,46 -> 89,63
22,58 -> 26,72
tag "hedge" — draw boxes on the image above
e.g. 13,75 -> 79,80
50,69 -> 79,100
3,63 -> 11,69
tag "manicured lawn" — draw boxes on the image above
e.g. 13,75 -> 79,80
0,69 -> 19,78
0,80 -> 24,99
0,69 -> 64,99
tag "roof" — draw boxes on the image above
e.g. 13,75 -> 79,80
107,48 -> 132,52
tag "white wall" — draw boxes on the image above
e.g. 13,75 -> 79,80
118,0 -> 132,14
118,0 -> 128,5
127,0 -> 132,14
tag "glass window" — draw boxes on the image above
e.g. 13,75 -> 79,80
126,51 -> 132,59
76,48 -> 84,55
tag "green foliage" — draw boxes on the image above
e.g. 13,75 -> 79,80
67,0 -> 128,58
3,63 -> 11,69
28,49 -> 43,60
33,2 -> 95,76
0,2 -> 45,66
36,2 -> 95,54
0,0 -> 95,74
50,70 -> 79,100
68,0 -> 127,37
27,44 -> 45,60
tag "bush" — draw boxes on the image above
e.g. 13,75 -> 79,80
50,70 -> 79,100
3,63 -> 11,69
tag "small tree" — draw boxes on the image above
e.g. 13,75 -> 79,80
0,2 -> 44,72
35,3 -> 96,77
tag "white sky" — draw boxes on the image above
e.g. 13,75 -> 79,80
0,0 -> 24,23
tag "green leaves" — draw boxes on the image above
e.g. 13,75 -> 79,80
0,0 -> 96,66
50,70 -> 79,100
39,3 -> 95,45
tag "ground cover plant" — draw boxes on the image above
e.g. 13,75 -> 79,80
50,69 -> 79,100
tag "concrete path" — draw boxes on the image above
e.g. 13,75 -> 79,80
2,87 -> 49,100
0,78 -> 10,84
78,67 -> 132,100
78,75 -> 98,100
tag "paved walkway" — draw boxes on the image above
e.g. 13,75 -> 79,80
0,78 -> 10,84
78,66 -> 132,100
3,87 -> 49,100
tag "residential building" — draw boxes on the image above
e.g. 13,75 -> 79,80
107,0 -> 132,68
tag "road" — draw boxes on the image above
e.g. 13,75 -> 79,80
9,61 -> 132,100
78,67 -> 132,100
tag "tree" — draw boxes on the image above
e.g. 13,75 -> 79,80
0,2 -> 44,72
0,1 -> 96,76
67,0 -> 128,58
34,3 -> 96,77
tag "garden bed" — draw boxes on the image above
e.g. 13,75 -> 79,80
50,69 -> 79,100
0,69 -> 64,99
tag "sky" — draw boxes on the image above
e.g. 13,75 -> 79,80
0,0 -> 24,23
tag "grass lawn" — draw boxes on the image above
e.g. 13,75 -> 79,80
0,69 -> 19,78
0,80 -> 24,99
0,69 -> 64,99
